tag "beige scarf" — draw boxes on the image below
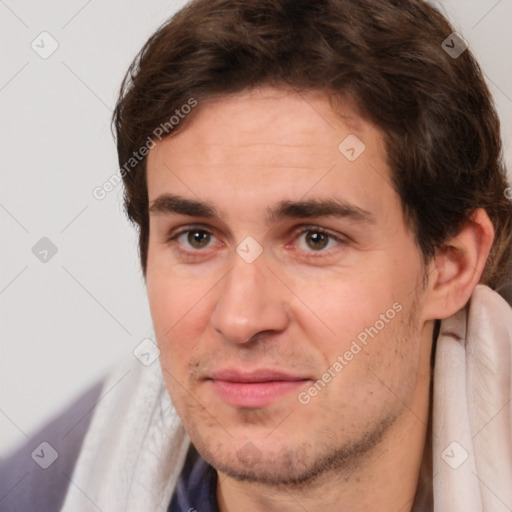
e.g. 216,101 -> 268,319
431,284 -> 512,511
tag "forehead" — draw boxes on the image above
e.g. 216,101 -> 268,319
149,87 -> 382,161
146,87 -> 394,220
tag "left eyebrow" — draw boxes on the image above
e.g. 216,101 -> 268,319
267,198 -> 375,225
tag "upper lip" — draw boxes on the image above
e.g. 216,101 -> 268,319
208,368 -> 310,383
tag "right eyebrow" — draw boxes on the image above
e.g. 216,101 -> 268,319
149,194 -> 219,218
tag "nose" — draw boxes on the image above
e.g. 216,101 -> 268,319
210,250 -> 290,345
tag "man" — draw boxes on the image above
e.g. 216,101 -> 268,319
2,0 -> 512,511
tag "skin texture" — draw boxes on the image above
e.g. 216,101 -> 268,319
145,87 -> 494,512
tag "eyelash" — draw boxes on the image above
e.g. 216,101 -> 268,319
166,224 -> 348,259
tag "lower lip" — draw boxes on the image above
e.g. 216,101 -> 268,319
210,379 -> 308,408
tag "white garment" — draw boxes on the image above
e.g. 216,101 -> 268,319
431,285 -> 512,511
59,356 -> 192,512
2,285 -> 511,511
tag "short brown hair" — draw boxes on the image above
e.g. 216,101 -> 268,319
113,0 -> 512,289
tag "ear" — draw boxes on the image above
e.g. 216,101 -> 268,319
422,208 -> 495,320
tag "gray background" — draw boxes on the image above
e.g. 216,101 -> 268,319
1,0 -> 511,457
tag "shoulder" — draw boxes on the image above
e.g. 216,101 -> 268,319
0,373 -> 106,512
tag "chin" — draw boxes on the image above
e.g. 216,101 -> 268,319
201,440 -> 323,486
186,405 -> 400,487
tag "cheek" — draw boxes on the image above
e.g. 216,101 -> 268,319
289,271 -> 400,349
147,274 -> 210,411
289,268 -> 417,395
146,267 -> 209,367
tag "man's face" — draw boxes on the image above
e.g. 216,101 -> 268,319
145,87 -> 432,484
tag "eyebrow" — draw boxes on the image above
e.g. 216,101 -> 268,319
149,193 -> 375,225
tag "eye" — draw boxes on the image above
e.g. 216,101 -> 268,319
168,228 -> 217,250
165,224 -> 347,259
294,227 -> 346,253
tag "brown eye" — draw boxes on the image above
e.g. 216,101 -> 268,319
305,231 -> 329,251
186,230 -> 211,249
293,227 -> 346,255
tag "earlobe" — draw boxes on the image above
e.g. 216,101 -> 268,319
423,208 -> 495,320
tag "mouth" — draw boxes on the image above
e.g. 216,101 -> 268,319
207,369 -> 311,408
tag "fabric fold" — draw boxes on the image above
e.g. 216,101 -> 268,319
59,358 -> 191,512
433,285 -> 512,512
